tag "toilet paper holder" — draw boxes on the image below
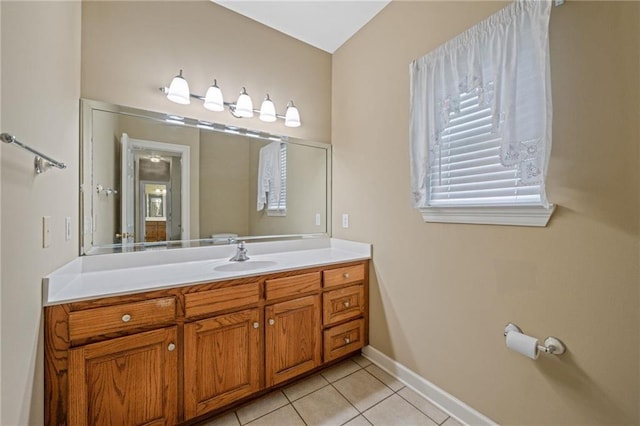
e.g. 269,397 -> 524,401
504,323 -> 566,356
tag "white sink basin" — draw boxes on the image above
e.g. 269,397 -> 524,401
213,260 -> 278,272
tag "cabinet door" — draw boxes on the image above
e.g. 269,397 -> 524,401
68,327 -> 178,426
184,308 -> 261,419
265,295 -> 321,387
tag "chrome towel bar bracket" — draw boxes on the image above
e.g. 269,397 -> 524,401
1,132 -> 67,174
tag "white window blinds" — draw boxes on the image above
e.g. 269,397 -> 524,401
430,87 -> 543,207
267,143 -> 287,214
409,0 -> 554,225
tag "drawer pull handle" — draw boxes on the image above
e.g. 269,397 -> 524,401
268,319 -> 275,326
167,343 -> 176,352
344,337 -> 351,344
343,273 -> 350,279
121,314 -> 132,322
253,322 -> 260,329
343,301 -> 350,308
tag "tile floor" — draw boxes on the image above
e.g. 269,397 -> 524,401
201,355 -> 464,426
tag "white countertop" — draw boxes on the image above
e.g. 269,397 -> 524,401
43,238 -> 371,306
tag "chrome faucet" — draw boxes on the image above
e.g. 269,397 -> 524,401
229,241 -> 249,262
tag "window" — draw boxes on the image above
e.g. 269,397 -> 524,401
409,0 -> 555,226
266,143 -> 287,216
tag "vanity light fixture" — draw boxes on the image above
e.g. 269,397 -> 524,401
160,70 -> 302,127
234,87 -> 254,118
166,70 -> 190,105
284,101 -> 301,128
259,94 -> 277,122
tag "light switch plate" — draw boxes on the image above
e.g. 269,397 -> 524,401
315,213 -> 321,226
342,213 -> 349,228
65,217 -> 72,241
43,216 -> 51,248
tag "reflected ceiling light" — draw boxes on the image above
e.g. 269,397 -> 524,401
160,70 -> 302,127
149,155 -> 161,163
166,70 -> 190,105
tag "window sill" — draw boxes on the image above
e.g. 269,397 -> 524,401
419,205 -> 555,227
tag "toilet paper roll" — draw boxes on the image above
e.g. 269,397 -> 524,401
506,331 -> 539,359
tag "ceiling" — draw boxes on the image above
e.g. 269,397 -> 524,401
212,0 -> 391,53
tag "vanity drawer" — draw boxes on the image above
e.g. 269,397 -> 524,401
265,272 -> 321,301
185,282 -> 260,319
68,297 -> 176,341
323,318 -> 365,362
323,264 -> 365,288
323,284 -> 364,326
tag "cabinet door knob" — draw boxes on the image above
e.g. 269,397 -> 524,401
253,322 -> 259,329
121,314 -> 131,322
344,337 -> 351,344
268,319 -> 275,326
168,343 -> 176,351
343,273 -> 350,279
343,301 -> 350,308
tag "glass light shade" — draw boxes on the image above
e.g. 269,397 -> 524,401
235,88 -> 254,118
166,70 -> 190,105
284,101 -> 301,127
203,80 -> 224,112
259,95 -> 277,122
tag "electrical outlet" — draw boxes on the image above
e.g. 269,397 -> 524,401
43,216 -> 51,248
342,213 -> 349,228
315,213 -> 321,226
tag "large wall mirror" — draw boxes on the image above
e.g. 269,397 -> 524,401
81,99 -> 331,255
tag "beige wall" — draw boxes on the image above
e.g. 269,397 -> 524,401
81,1 -> 332,143
0,2 -> 81,425
199,131 -> 251,238
249,141 -> 327,236
332,1 -> 639,424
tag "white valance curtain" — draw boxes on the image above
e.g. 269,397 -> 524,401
410,0 -> 553,208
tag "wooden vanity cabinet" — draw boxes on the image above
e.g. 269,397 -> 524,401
265,295 -> 322,387
184,308 -> 261,418
45,260 -> 368,426
68,327 -> 179,426
321,263 -> 368,362
183,283 -> 262,419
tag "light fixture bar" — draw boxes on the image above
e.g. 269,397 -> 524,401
159,70 -> 301,127
159,87 -> 293,120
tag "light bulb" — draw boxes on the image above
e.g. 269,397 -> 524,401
166,69 -> 190,105
235,87 -> 254,118
284,101 -> 301,127
203,79 -> 224,112
259,94 -> 277,122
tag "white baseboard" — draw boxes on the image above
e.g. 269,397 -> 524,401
361,345 -> 498,426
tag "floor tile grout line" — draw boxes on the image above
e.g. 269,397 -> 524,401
320,364 -> 364,384
288,400 -> 309,426
358,392 -> 398,421
237,391 -> 289,425
329,381 -> 363,415
394,387 -> 450,425
285,381 -> 333,403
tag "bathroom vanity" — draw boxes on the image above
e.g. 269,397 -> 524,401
43,238 -> 370,425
